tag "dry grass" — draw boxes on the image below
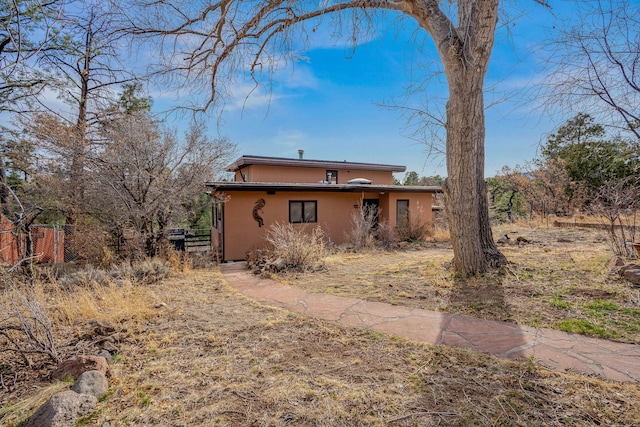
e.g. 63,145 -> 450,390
48,281 -> 159,326
5,269 -> 640,426
275,223 -> 640,344
261,223 -> 327,271
3,228 -> 640,426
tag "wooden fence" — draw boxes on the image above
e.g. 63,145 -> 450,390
0,220 -> 64,266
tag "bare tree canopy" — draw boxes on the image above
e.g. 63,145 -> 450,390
547,0 -> 640,140
94,114 -> 236,256
0,0 -> 65,113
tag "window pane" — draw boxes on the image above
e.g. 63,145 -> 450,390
303,201 -> 317,222
397,200 -> 409,225
326,170 -> 338,184
290,202 -> 303,223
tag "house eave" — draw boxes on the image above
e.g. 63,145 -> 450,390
206,182 -> 442,193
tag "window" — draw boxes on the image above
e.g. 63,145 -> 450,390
397,200 -> 409,226
326,170 -> 338,184
289,201 -> 317,223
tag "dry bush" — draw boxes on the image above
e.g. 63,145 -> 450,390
262,222 -> 327,271
105,258 -> 172,284
64,221 -> 115,267
51,258 -> 171,291
347,204 -> 378,250
49,278 -> 157,326
375,220 -> 398,249
0,281 -> 59,367
395,206 -> 433,242
1,259 -> 169,355
432,225 -> 450,242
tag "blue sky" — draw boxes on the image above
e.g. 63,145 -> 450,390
168,0 -> 566,180
156,2 -> 575,179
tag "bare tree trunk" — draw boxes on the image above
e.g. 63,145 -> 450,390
0,155 -> 9,217
438,0 -> 506,275
67,36 -> 90,227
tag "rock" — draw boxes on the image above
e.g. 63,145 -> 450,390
614,263 -> 640,286
90,320 -> 116,336
153,302 -> 167,309
606,256 -> 626,269
97,350 -> 113,364
624,270 -> 640,286
25,390 -> 97,427
557,237 -> 574,243
71,370 -> 109,398
270,257 -> 286,272
51,355 -> 111,381
101,340 -> 118,353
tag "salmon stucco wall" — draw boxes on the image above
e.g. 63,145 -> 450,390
235,165 -> 394,185
220,190 -> 433,261
386,192 -> 433,227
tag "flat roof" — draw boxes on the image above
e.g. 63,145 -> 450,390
225,155 -> 407,173
206,181 -> 441,193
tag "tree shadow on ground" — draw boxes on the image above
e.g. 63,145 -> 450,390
446,273 -> 515,323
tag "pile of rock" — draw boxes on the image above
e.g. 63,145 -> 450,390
26,355 -> 111,427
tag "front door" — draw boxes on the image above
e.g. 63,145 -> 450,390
362,199 -> 380,228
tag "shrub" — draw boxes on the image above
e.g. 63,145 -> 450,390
55,258 -> 172,290
0,280 -> 59,367
347,204 -> 378,251
375,220 -> 398,250
262,223 -> 327,272
395,205 -> 433,242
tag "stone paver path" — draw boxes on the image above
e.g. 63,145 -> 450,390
220,262 -> 640,383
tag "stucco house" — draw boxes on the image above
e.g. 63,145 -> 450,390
207,152 -> 441,262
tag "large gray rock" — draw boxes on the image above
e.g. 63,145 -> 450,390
25,390 -> 97,427
51,355 -> 110,381
613,263 -> 640,286
71,370 -> 109,398
622,265 -> 640,286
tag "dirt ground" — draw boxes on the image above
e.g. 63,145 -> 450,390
2,224 -> 640,426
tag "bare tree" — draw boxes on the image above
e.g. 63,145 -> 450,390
93,113 -> 236,256
547,0 -> 640,140
0,0 -> 65,114
116,0 -> 554,274
20,4 -> 142,226
1,0 -> 65,215
592,177 -> 640,258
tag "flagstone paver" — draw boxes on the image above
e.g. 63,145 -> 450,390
220,262 -> 640,383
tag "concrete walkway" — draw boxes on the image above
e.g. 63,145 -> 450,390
220,262 -> 640,383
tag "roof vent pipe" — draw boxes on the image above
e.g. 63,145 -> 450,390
298,149 -> 304,159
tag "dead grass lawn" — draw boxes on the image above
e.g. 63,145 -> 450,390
274,224 -> 640,344
2,230 -> 640,426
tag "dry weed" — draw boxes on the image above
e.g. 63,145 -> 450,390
431,225 -> 450,242
395,204 -> 432,242
0,381 -> 69,426
262,222 -> 327,271
48,281 -> 158,326
347,204 -> 378,250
